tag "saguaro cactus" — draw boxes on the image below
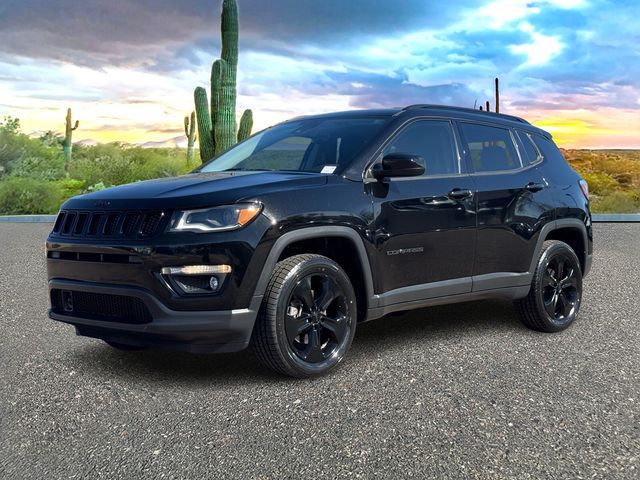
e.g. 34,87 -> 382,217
184,111 -> 197,164
479,78 -> 501,113
194,0 -> 253,163
63,108 -> 79,163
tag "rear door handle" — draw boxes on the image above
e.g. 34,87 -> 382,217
448,188 -> 473,200
525,182 -> 545,192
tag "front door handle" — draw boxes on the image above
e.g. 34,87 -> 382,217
525,182 -> 545,192
448,188 -> 473,200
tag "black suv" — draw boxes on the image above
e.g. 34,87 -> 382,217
47,105 -> 593,377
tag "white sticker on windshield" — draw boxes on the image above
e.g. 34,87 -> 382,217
321,165 -> 337,174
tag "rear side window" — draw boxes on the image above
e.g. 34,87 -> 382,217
384,120 -> 458,176
459,123 -> 521,173
517,131 -> 542,165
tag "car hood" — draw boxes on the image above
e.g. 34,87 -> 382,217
62,171 -> 329,210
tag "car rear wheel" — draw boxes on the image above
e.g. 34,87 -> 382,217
251,254 -> 357,378
516,240 -> 583,332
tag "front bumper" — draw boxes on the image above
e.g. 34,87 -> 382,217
49,279 -> 262,353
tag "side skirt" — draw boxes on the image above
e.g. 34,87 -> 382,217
365,281 -> 530,321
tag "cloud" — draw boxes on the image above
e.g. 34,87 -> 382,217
0,0 -> 479,68
319,70 -> 482,109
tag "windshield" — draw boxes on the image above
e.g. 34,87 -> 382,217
199,117 -> 388,173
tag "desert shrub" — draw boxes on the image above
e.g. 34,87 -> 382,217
591,190 -> 640,214
55,178 -> 86,201
9,152 -> 66,181
581,172 -> 619,196
0,117 -> 66,180
68,145 -> 192,187
0,177 -> 62,214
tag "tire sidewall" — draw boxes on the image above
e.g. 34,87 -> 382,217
273,257 -> 357,376
534,242 -> 583,330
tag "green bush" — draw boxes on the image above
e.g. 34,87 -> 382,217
0,117 -> 66,180
591,190 -> 640,214
581,171 -> 619,196
0,177 -> 62,214
68,144 -> 192,187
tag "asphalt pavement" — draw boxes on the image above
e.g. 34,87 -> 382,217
0,223 -> 638,479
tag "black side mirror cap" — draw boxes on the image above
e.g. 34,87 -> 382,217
371,153 -> 425,180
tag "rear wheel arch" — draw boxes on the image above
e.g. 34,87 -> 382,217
544,226 -> 587,273
528,219 -> 590,275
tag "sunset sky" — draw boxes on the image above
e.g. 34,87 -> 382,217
0,0 -> 638,148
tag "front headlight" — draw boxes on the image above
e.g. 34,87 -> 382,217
169,203 -> 262,233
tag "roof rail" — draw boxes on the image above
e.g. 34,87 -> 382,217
398,104 -> 531,125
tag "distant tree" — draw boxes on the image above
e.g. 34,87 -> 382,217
0,116 -> 20,135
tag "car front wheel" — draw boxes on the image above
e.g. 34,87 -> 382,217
251,254 -> 357,378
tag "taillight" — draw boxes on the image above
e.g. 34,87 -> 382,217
579,179 -> 589,199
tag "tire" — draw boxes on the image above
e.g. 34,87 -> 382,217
251,254 -> 357,378
516,240 -> 583,332
104,341 -> 148,351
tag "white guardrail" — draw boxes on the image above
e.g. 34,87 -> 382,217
1,214 -> 640,223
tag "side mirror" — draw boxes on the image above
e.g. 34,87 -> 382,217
371,153 -> 425,180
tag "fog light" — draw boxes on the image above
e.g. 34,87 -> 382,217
160,265 -> 231,295
161,265 -> 231,275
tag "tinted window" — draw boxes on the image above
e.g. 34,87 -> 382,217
517,131 -> 542,165
199,117 -> 388,173
384,120 -> 458,175
460,123 -> 521,172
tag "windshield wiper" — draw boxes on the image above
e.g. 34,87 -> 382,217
223,168 -> 273,172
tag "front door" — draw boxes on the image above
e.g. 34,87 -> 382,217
369,119 -> 476,299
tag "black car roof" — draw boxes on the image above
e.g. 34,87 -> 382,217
289,104 -> 550,138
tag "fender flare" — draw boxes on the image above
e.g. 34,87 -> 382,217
527,218 -> 590,275
253,226 -> 376,304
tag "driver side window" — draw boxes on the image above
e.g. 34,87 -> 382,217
384,120 -> 459,176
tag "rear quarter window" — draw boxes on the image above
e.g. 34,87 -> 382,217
517,131 -> 542,165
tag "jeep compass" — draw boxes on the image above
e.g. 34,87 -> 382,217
46,105 -> 593,377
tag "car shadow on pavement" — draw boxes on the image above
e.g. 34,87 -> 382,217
350,299 -> 525,357
66,299 -> 524,385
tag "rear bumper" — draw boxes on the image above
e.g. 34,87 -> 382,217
48,279 -> 262,353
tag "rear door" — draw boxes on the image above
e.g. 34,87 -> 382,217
457,121 -> 554,290
369,119 -> 476,299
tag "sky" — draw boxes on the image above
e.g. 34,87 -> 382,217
0,0 -> 638,148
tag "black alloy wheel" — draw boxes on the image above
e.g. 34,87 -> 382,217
285,274 -> 349,363
541,254 -> 580,321
516,240 -> 583,332
252,254 -> 357,377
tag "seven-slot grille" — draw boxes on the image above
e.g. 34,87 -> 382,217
52,210 -> 166,239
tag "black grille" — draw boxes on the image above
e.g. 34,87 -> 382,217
50,289 -> 152,324
52,210 -> 166,240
